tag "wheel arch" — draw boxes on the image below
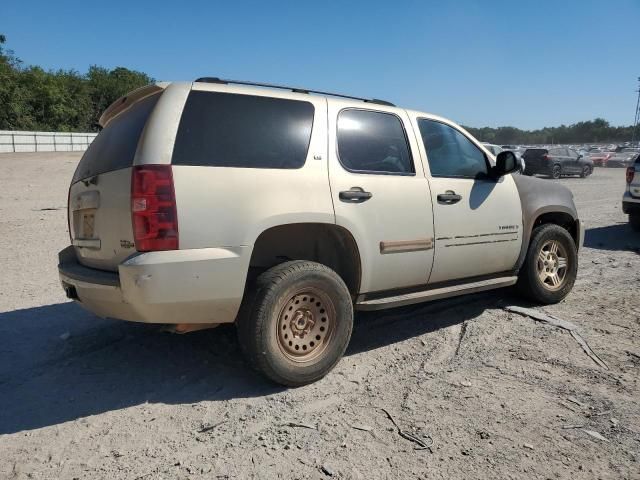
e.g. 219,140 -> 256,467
248,223 -> 362,296
512,174 -> 581,272
515,207 -> 580,271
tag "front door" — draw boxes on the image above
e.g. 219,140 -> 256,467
413,118 -> 523,284
566,148 -> 581,173
328,102 -> 435,294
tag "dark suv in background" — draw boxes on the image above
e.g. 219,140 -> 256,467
522,147 -> 593,179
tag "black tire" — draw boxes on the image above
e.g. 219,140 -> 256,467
551,164 -> 562,179
236,261 -> 353,387
580,166 -> 591,178
517,224 -> 578,304
630,214 -> 640,232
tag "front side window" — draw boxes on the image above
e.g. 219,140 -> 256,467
418,119 -> 488,178
337,109 -> 414,174
172,91 -> 314,169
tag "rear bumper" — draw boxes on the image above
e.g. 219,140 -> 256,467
622,192 -> 640,215
58,245 -> 251,324
523,163 -> 552,176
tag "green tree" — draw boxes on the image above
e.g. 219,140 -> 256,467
0,34 -> 153,132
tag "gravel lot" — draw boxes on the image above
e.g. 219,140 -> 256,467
1,152 -> 639,479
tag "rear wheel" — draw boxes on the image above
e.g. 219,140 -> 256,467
630,214 -> 640,232
517,224 -> 577,304
237,261 -> 353,386
551,164 -> 562,179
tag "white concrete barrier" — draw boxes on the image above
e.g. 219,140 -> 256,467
0,130 -> 98,153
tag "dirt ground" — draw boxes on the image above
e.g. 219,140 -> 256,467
0,152 -> 639,480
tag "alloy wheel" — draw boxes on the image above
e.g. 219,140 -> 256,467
536,239 -> 569,291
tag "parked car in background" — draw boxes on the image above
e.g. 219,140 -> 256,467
607,148 -> 640,168
623,156 -> 640,230
589,150 -> 613,167
482,143 -> 525,173
522,147 -> 593,178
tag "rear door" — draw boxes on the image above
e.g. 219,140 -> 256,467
413,117 -> 523,284
327,102 -> 434,294
69,89 -> 162,271
563,148 -> 580,173
552,148 -> 569,172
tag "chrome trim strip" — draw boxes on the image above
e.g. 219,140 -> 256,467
379,238 -> 434,254
444,238 -> 518,248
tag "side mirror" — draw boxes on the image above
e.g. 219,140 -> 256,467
577,154 -> 583,160
491,151 -> 519,179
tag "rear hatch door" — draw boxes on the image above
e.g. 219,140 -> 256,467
69,89 -> 162,271
522,148 -> 547,171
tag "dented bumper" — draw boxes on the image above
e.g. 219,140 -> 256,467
58,245 -> 250,324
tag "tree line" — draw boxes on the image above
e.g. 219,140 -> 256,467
0,34 -> 152,132
0,34 -> 636,143
464,119 -> 635,146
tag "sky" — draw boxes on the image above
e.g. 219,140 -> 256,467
2,0 -> 638,129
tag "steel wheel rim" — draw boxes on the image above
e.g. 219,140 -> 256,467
536,239 -> 569,291
276,288 -> 336,363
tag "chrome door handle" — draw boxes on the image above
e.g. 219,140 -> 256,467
437,191 -> 462,204
339,187 -> 372,203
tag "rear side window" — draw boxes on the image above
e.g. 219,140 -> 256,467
336,109 -> 414,174
172,91 -> 314,169
73,93 -> 160,182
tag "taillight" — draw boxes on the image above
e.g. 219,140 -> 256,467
626,166 -> 635,184
131,165 -> 178,251
542,154 -> 550,161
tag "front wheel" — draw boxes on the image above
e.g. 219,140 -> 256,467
580,166 -> 591,178
517,224 -> 578,304
236,261 -> 353,386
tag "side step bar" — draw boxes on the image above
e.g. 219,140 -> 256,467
356,276 -> 518,311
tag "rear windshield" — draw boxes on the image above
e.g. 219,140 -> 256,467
72,93 -> 160,182
523,148 -> 547,159
171,91 -> 314,169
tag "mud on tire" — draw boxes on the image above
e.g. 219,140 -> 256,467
236,261 -> 353,387
517,224 -> 578,304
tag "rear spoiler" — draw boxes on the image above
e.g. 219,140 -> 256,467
98,82 -> 168,128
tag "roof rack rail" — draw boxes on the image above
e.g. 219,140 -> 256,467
194,77 -> 395,107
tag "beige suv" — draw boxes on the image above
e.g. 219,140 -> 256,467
59,78 -> 584,386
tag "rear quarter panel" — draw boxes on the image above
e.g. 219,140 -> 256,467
170,90 -> 334,250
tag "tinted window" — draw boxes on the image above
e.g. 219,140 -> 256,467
418,119 -> 488,178
73,92 -> 160,182
337,109 -> 414,174
523,148 -> 547,160
172,91 -> 314,169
